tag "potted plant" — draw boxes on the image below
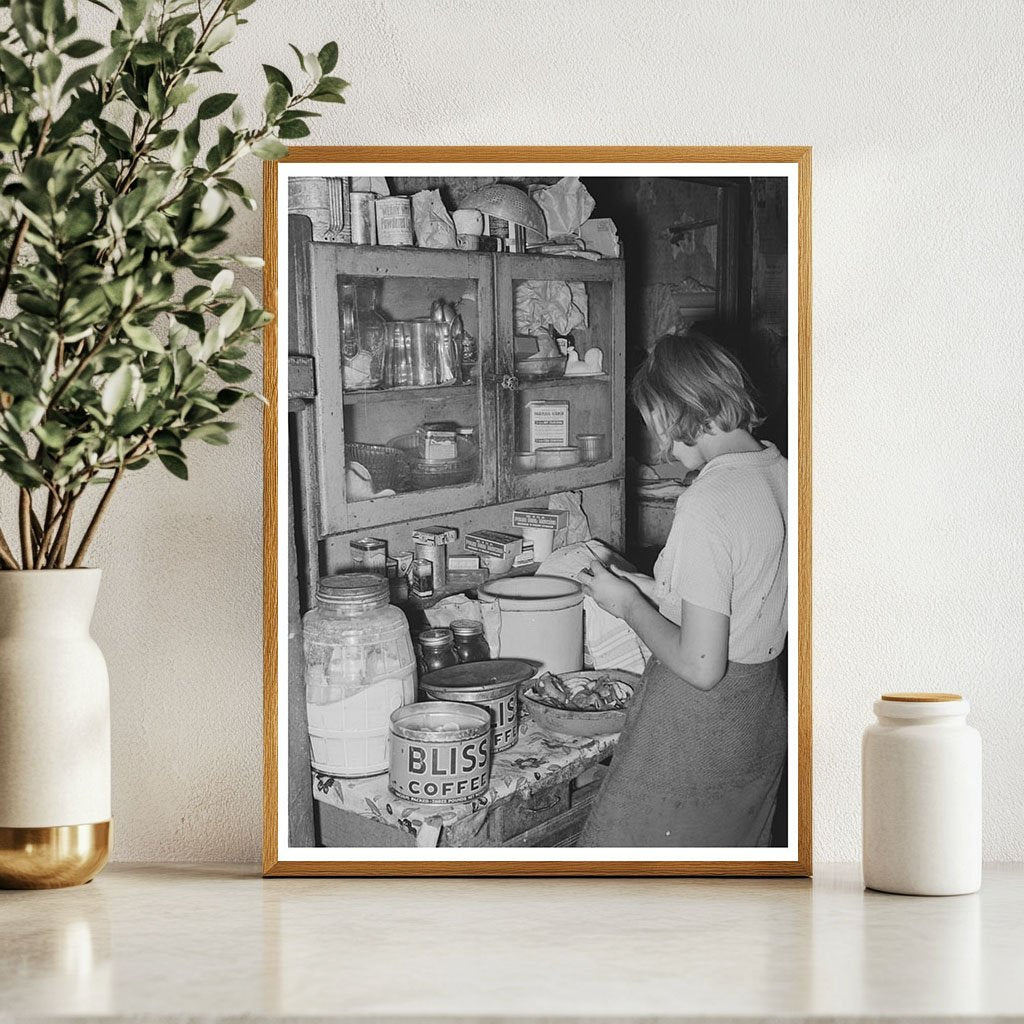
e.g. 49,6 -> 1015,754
0,0 -> 346,887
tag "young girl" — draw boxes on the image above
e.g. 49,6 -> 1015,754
578,332 -> 788,848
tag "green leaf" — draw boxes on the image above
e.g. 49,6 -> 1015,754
38,51 -> 63,86
214,362 -> 251,384
278,120 -> 310,140
189,423 -> 230,445
318,75 -> 349,93
9,399 -> 45,432
0,49 -> 33,86
198,91 -> 237,119
251,138 -> 287,160
262,64 -> 292,94
63,38 -> 104,58
101,365 -> 133,415
34,421 -> 70,449
264,82 -> 289,117
123,322 -> 164,353
132,42 -> 168,66
203,16 -> 236,53
61,63 -> 97,96
217,296 -> 246,339
317,41 -> 339,75
210,268 -> 233,294
158,452 -> 188,479
166,82 -> 199,107
172,27 -> 196,65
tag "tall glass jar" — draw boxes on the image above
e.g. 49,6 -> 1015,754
303,573 -> 416,777
339,281 -> 386,390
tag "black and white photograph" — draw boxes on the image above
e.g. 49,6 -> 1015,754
269,152 -> 810,874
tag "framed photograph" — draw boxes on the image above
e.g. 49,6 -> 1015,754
263,147 -> 811,876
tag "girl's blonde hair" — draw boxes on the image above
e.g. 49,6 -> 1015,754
631,331 -> 764,457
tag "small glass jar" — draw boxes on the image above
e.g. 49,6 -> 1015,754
417,627 -> 458,675
451,619 -> 491,664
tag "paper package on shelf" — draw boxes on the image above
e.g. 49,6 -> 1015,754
411,189 -> 457,249
538,540 -> 651,676
531,176 -> 596,238
514,280 -> 588,337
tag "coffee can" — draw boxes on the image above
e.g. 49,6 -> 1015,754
350,192 -> 377,245
375,196 -> 413,246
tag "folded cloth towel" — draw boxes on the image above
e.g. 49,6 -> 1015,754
538,541 -> 651,674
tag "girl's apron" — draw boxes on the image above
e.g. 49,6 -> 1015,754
578,656 -> 786,847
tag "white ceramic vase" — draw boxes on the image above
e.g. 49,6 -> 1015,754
862,692 -> 981,896
0,569 -> 111,888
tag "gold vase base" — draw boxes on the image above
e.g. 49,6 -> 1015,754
0,821 -> 110,889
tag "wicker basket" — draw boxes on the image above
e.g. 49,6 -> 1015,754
344,443 -> 411,494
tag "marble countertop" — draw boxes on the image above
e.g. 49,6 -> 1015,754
2,862 -> 1022,1021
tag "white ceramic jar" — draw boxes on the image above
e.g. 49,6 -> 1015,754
862,693 -> 981,895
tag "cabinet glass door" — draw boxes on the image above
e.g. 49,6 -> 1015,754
310,245 -> 496,535
494,255 -> 625,503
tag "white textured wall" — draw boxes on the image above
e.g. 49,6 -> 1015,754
68,0 -> 1024,862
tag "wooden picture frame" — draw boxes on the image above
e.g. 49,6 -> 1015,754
263,147 -> 812,877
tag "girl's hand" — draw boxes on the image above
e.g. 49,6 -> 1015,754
608,566 -> 659,601
578,560 -> 643,620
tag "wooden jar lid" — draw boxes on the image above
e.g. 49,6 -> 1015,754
881,692 -> 962,702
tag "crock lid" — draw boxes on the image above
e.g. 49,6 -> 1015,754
420,658 -> 536,690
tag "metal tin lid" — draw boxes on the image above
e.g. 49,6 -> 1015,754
418,627 -> 454,648
316,573 -> 388,611
390,700 -> 491,739
450,618 -> 484,638
420,658 -> 535,691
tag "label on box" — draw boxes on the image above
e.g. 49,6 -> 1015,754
525,401 -> 569,450
422,431 -> 458,461
448,554 -> 481,571
465,530 -> 523,558
412,525 -> 458,546
512,508 -> 570,531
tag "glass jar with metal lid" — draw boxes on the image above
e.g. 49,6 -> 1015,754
302,573 -> 416,778
450,619 -> 491,664
416,626 -> 459,675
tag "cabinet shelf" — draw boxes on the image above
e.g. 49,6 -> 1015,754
342,378 -> 479,406
516,373 -> 610,390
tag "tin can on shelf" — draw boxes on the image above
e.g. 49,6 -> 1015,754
410,558 -> 434,597
375,196 -> 413,246
350,537 -> 387,572
350,192 -> 377,245
389,701 -> 492,804
419,659 -> 533,752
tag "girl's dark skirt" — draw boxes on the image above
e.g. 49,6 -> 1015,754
578,656 -> 787,847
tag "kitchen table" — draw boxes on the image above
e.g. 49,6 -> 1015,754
312,712 -> 617,848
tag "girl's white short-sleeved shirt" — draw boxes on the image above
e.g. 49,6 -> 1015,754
653,441 -> 788,664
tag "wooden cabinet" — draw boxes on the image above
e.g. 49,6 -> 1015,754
288,228 -> 626,609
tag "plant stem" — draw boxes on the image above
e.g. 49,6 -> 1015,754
0,528 -> 19,570
18,489 -> 34,569
45,493 -> 79,569
70,466 -> 124,568
0,113 -> 52,309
